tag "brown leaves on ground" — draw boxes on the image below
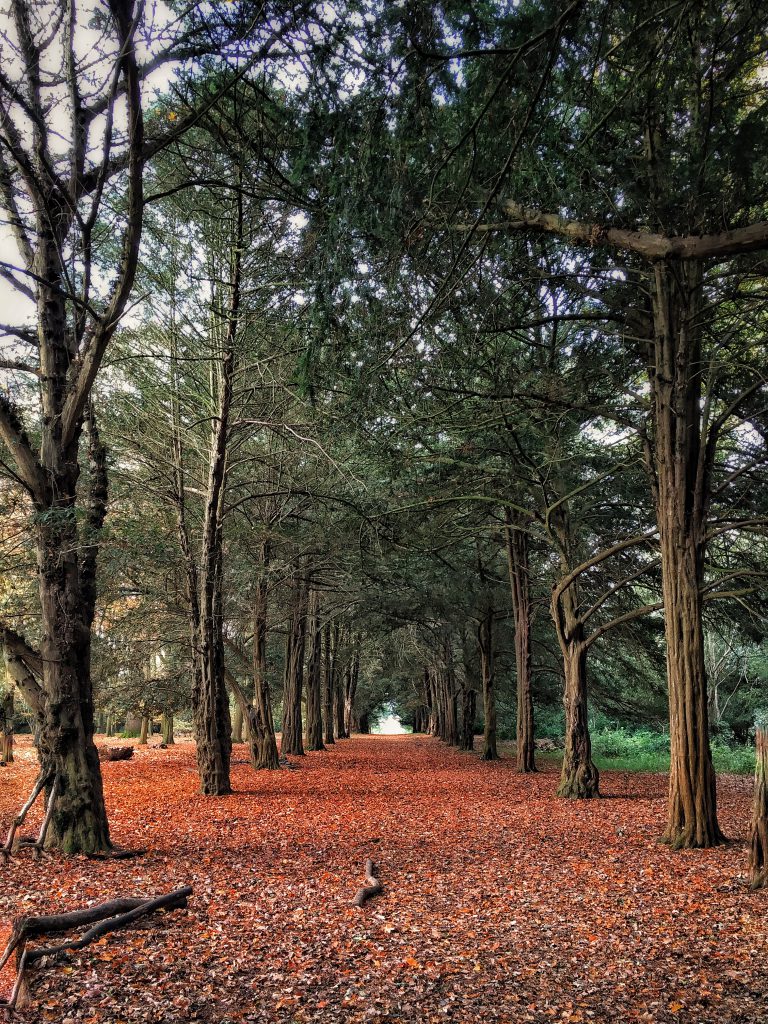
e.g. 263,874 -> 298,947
1,735 -> 766,1023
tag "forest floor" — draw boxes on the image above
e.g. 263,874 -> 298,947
1,735 -> 767,1024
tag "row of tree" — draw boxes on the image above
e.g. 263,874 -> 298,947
0,0 -> 767,862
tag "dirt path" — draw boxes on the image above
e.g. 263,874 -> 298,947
1,735 -> 765,1023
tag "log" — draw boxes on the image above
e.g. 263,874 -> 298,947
0,886 -> 192,1014
352,859 -> 382,907
99,746 -> 134,762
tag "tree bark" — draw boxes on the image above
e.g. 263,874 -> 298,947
249,539 -> 280,769
1,686 -> 13,763
478,608 -> 498,760
343,640 -> 360,736
551,506 -> 599,799
505,512 -> 536,773
334,624 -> 349,739
231,705 -> 244,744
322,621 -> 335,745
280,569 -> 308,756
459,686 -> 476,751
305,590 -> 325,751
749,727 -> 768,889
651,262 -> 723,848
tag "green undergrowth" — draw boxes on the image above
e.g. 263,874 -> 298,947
590,728 -> 755,775
498,726 -> 756,775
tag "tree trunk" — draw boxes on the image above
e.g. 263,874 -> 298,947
161,713 -> 175,746
506,512 -> 536,773
478,608 -> 498,760
440,635 -> 460,746
249,540 -> 279,769
650,262 -> 723,848
232,704 -> 244,743
343,642 -> 360,736
36,460 -> 111,853
550,505 -> 599,799
139,716 -> 149,745
189,185 -> 243,797
305,591 -> 325,751
557,640 -> 599,798
459,687 -> 476,751
280,571 -> 308,756
322,621 -> 335,745
749,727 -> 768,889
334,624 -> 348,739
1,688 -> 13,763
358,712 -> 370,734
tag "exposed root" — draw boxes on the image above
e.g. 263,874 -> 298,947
353,859 -> 382,907
0,886 -> 192,1015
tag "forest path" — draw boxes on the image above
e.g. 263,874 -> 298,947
0,735 -> 764,1023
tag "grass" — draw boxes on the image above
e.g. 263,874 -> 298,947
589,727 -> 755,775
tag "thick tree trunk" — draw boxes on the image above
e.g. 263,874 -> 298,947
506,513 -> 536,773
36,479 -> 110,852
322,621 -> 335,745
305,591 -> 325,751
161,713 -> 174,746
249,540 -> 279,769
478,608 -> 497,760
358,712 -> 370,734
280,571 -> 308,756
139,716 -> 149,745
651,262 -> 723,848
749,727 -> 768,889
550,506 -> 599,799
557,640 -> 599,799
459,687 -> 476,751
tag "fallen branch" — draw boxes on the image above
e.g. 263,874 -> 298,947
352,859 -> 382,907
0,886 -> 192,1014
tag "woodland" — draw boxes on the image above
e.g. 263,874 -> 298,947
1,0 -> 768,1021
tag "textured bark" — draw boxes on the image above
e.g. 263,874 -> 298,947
280,570 -> 309,756
0,1 -> 145,853
160,713 -> 174,745
478,608 -> 497,760
440,635 -> 460,746
249,539 -> 279,769
651,263 -> 723,848
231,705 -> 244,744
322,621 -> 335,745
305,591 -> 325,751
36,417 -> 110,851
189,179 -> 244,797
1,688 -> 13,763
551,506 -> 599,799
334,624 -> 349,739
556,641 -> 599,799
139,716 -> 149,745
749,727 -> 768,889
505,512 -> 536,773
343,641 -> 360,736
459,687 -> 476,751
